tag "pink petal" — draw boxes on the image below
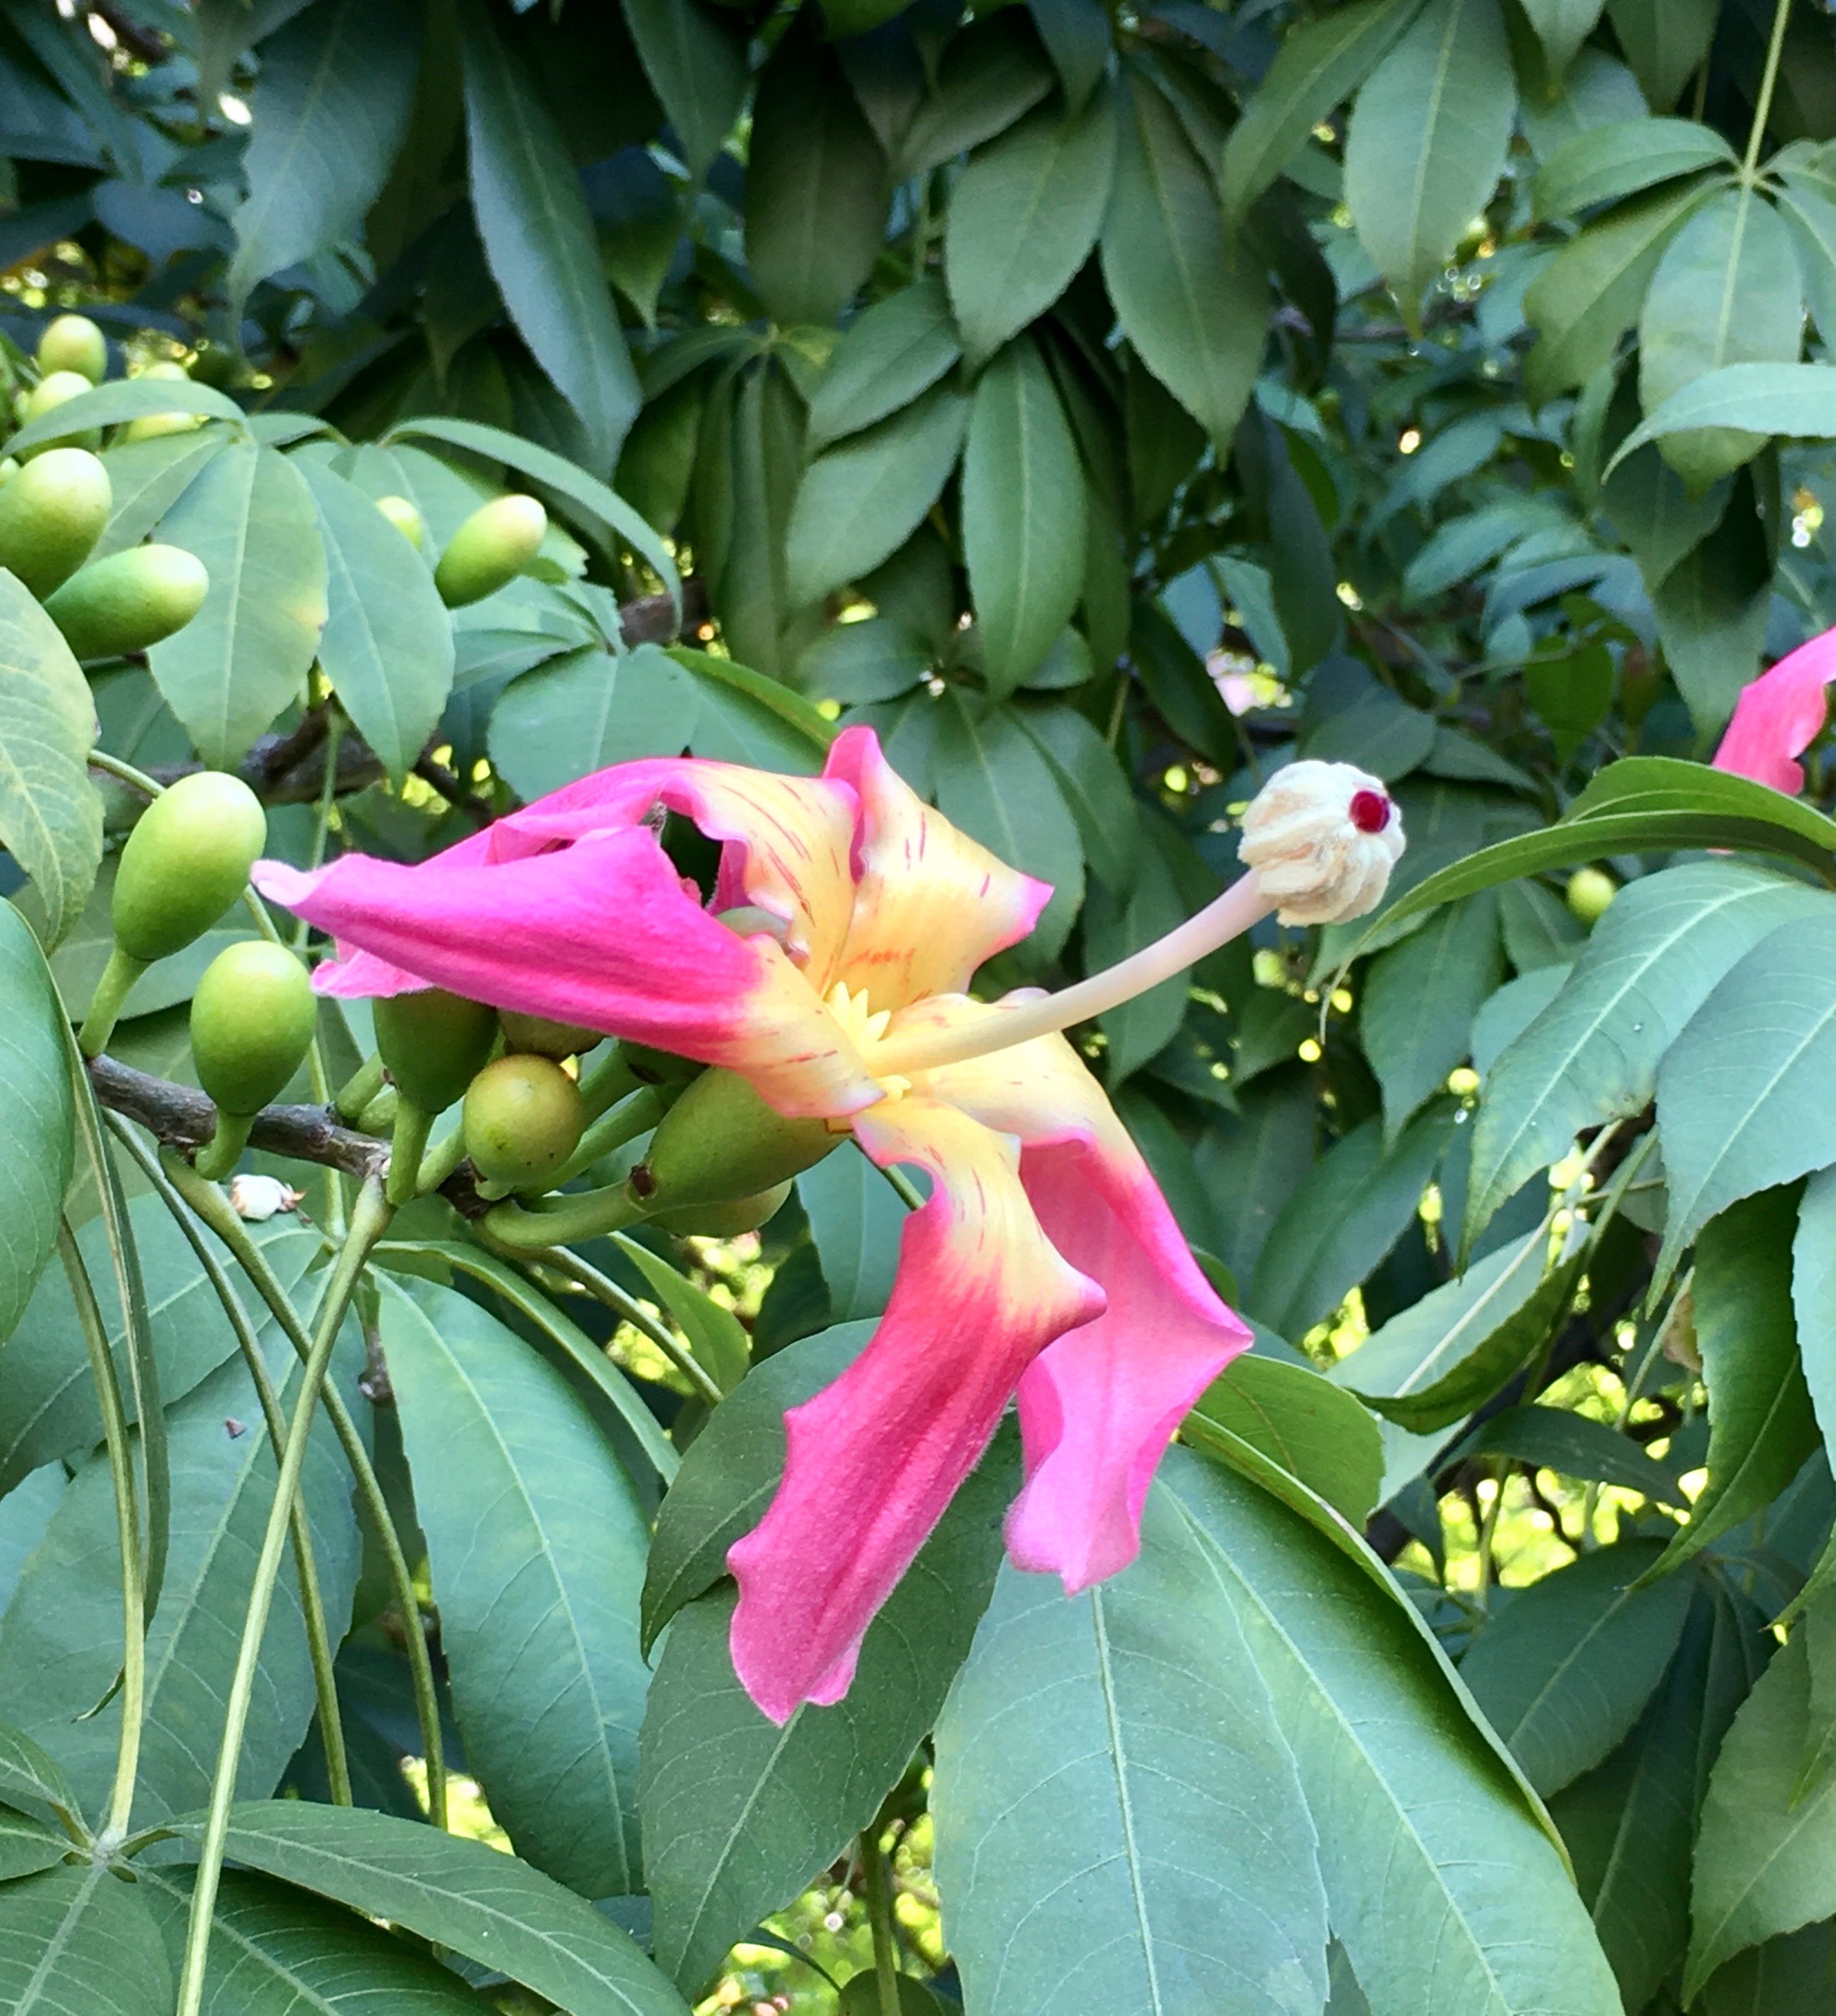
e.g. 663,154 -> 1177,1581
726,1097 -> 1103,1722
252,827 -> 881,1118
823,725 -> 1051,1011
488,757 -> 861,983
905,998 -> 1253,1590
1713,625 -> 1836,797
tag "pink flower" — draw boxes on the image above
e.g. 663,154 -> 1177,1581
255,733 -> 1403,1722
1713,624 -> 1836,796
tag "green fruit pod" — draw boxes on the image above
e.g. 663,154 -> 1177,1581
433,494 -> 546,608
20,370 -> 100,451
190,940 -> 317,1116
374,988 -> 499,1115
0,446 -> 111,597
189,940 -> 316,1181
1566,868 -> 1618,926
35,315 -> 106,385
635,1067 -> 837,1211
499,1010 -> 602,1058
44,543 -> 209,660
374,494 -> 424,549
650,1182 -> 793,1236
465,1054 -> 586,1194
112,769 -> 267,963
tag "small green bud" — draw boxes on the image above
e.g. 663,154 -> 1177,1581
650,1182 -> 793,1236
633,1067 -> 837,1212
140,360 -> 190,381
1565,868 -> 1617,926
21,369 -> 100,451
433,494 -> 546,608
499,1010 -> 602,1058
36,315 -> 106,386
0,445 -> 111,596
112,770 -> 267,963
465,1054 -> 586,1193
189,940 -> 316,1116
374,987 -> 498,1115
44,543 -> 209,660
0,457 -> 19,487
374,494 -> 424,549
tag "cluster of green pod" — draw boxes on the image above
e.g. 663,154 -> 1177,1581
79,767 -> 318,1180
0,317 -> 209,656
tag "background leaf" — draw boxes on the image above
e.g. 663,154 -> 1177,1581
0,575 -> 100,948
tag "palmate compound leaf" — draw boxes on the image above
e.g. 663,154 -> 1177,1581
148,442 -> 329,769
134,1866 -> 486,2013
935,1450 -> 1622,2016
0,569 -> 101,947
1465,859 -> 1831,1249
1330,1224 -> 1583,1436
0,1199 -> 315,1496
932,1456 -> 1331,2016
379,1277 -> 653,1901
1547,1579 -> 1766,2014
1652,922 -> 1836,1290
296,457 -> 455,784
458,0 -> 639,470
226,0 -> 418,308
639,1430 -> 1018,1995
945,83 -> 1118,366
166,1801 -> 691,2016
1459,1540 -> 1696,1797
1648,1187 -> 1819,1579
1101,68 -> 1267,449
0,1861 -> 173,2016
1220,0 -> 1424,225
1341,0 -> 1516,325
0,1302 -> 364,1829
0,901 -> 73,1344
1686,1607 -> 1836,1997
1636,186 -> 1806,490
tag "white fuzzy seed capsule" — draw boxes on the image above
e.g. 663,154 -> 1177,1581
229,1173 -> 305,1221
1237,758 -> 1405,926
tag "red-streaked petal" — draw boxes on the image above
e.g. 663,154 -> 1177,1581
726,1097 -> 1103,1722
823,724 -> 1050,1012
489,757 -> 861,984
1713,625 -> 1836,797
252,831 -> 882,1118
901,995 -> 1252,1590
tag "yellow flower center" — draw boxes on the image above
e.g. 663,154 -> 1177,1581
825,981 -> 912,1107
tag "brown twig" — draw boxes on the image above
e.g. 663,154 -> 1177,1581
87,1054 -> 388,1182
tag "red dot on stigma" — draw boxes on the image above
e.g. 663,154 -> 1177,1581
1349,790 -> 1392,834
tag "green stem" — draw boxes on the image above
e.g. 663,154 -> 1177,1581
547,1086 -> 664,1189
538,1245 -> 725,1406
334,1054 -> 384,1125
156,1152 -> 447,1829
386,1100 -> 435,1207
1473,1462 -> 1508,1607
57,1224 -> 144,1850
86,748 -> 162,798
78,946 -> 148,1058
192,1109 -> 253,1184
175,1179 -> 392,2016
481,1181 -> 650,1250
108,1121 -> 351,1806
578,1045 -> 641,1122
1741,0 -> 1793,181
860,1820 -> 904,2016
415,1115 -> 470,1195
